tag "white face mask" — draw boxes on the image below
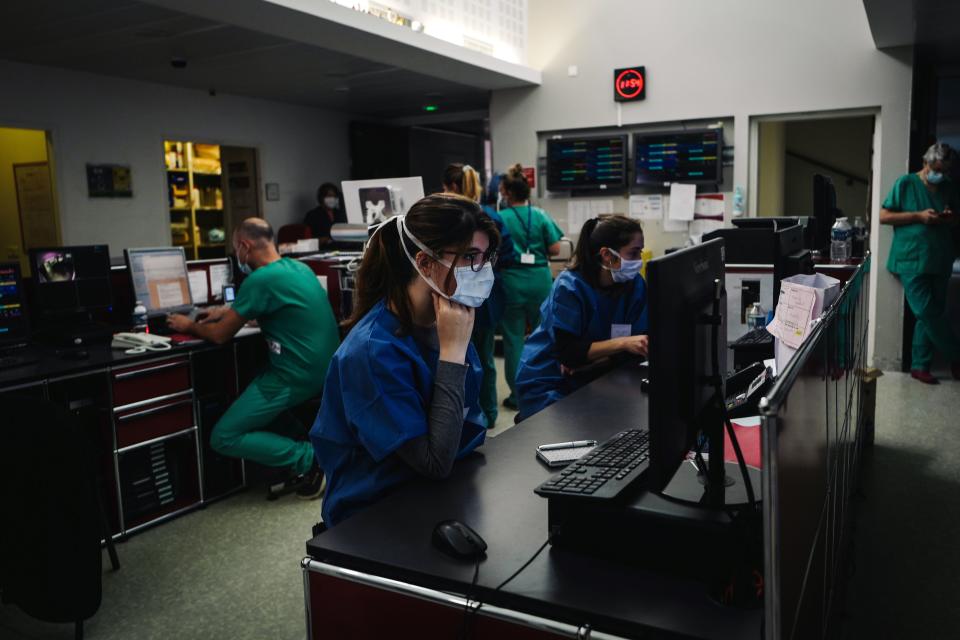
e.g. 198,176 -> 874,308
603,248 -> 642,283
323,196 -> 339,209
396,216 -> 494,308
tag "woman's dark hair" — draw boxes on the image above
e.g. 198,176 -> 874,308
501,163 -> 530,203
317,182 -> 341,205
346,193 -> 501,333
442,164 -> 482,202
569,215 -> 644,287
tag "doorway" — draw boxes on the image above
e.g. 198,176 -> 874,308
163,140 -> 260,259
0,126 -> 59,274
755,115 -> 874,220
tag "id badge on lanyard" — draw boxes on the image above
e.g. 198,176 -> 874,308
514,205 -> 536,265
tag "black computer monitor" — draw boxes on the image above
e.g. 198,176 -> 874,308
0,262 -> 29,347
124,247 -> 194,316
546,135 -> 628,191
645,239 -> 727,493
634,128 -> 723,186
29,245 -> 113,316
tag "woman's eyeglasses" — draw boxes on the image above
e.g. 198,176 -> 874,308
437,251 -> 498,272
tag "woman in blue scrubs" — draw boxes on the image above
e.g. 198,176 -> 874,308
310,194 -> 500,527
516,215 -> 649,421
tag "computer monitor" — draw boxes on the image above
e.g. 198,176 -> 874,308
29,245 -> 113,316
546,135 -> 628,191
0,262 -> 29,347
634,128 -> 723,186
645,239 -> 727,493
124,247 -> 193,315
812,174 -> 839,252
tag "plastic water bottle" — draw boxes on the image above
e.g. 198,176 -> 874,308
851,216 -> 868,258
830,217 -> 852,263
132,301 -> 148,332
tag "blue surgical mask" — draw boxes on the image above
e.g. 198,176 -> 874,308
397,216 -> 494,308
927,170 -> 944,184
603,248 -> 643,283
237,246 -> 253,275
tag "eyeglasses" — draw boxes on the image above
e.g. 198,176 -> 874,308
437,250 -> 498,272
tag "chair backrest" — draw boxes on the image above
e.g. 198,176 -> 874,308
278,224 -> 313,244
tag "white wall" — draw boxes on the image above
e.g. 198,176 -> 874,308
490,0 -> 914,370
0,60 -> 352,254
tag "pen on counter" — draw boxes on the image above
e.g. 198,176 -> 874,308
538,440 -> 598,451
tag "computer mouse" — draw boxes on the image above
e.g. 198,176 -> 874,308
432,519 -> 487,560
58,349 -> 90,361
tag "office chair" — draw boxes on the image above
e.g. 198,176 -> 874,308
277,224 -> 313,244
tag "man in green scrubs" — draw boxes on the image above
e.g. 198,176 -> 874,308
880,142 -> 960,384
167,218 -> 340,496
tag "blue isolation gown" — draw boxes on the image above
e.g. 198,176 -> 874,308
516,270 -> 648,420
309,300 -> 487,526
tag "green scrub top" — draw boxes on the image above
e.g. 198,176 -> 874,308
882,173 -> 960,275
232,258 -> 340,392
499,205 -> 564,266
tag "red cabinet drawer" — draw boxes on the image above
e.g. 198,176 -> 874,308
112,357 -> 191,408
115,396 -> 195,449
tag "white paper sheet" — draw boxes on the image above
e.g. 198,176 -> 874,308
629,194 -> 663,220
766,281 -> 818,349
668,183 -> 696,221
662,218 -> 690,233
567,199 -> 613,233
591,199 -> 614,215
694,194 -> 725,219
316,275 -> 328,291
187,270 -> 209,304
689,218 -> 724,242
296,238 -> 320,253
209,263 -> 232,300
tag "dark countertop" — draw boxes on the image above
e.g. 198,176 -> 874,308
0,328 -> 261,388
306,365 -> 761,639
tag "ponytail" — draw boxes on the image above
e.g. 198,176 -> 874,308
568,215 -> 644,287
442,163 -> 483,202
501,163 -> 531,203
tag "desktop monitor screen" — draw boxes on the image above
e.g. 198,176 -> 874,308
645,238 -> 726,492
29,245 -> 113,315
634,129 -> 723,185
0,262 -> 29,345
546,135 -> 628,191
125,247 -> 193,314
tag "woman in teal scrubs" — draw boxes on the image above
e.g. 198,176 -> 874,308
516,216 -> 649,420
497,164 -> 564,409
880,142 -> 960,383
309,194 -> 500,526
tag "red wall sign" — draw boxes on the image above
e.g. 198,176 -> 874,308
614,66 -> 646,102
522,166 -> 536,188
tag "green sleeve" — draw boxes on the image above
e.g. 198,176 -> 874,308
881,175 -> 908,211
542,211 -> 563,246
232,270 -> 275,320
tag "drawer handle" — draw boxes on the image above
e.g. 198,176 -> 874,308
114,361 -> 188,381
117,398 -> 193,422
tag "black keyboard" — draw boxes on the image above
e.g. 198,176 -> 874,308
535,429 -> 650,500
0,354 -> 39,369
732,327 -> 772,346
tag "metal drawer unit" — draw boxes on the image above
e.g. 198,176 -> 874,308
109,356 -> 202,536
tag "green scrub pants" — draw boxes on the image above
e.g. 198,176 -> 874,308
471,324 -> 498,427
211,374 -> 316,475
499,266 -> 554,405
901,272 -> 960,370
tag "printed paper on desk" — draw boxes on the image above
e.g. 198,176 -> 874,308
694,194 -> 725,220
767,281 -> 817,349
668,183 -> 696,221
209,263 -> 231,300
629,194 -> 663,220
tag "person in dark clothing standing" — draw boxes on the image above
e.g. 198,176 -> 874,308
304,183 -> 347,245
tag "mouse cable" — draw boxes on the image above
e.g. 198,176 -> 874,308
457,557 -> 481,640
494,534 -> 552,592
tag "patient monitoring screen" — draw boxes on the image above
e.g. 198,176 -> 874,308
127,248 -> 193,313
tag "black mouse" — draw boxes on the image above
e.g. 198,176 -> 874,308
432,520 -> 487,560
58,349 -> 90,361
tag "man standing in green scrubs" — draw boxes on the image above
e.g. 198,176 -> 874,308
167,218 -> 340,496
880,142 -> 960,384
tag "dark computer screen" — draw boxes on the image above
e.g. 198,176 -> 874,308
645,239 -> 726,492
634,129 -> 723,185
125,247 -> 194,314
29,245 -> 113,315
0,262 -> 29,345
546,135 -> 628,191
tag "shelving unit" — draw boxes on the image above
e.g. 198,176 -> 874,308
165,141 -> 226,259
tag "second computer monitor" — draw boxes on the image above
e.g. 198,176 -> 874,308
29,245 -> 113,316
645,238 -> 726,493
125,247 -> 193,315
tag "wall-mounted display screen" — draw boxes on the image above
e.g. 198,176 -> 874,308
546,136 -> 627,191
634,129 -> 723,185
